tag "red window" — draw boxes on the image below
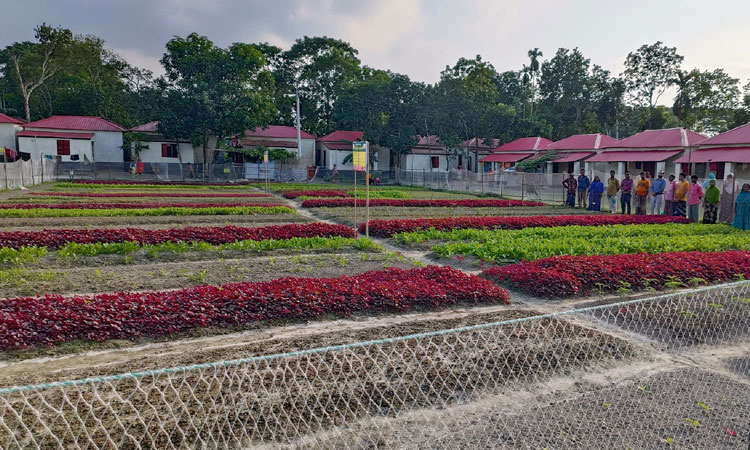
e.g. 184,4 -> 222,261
431,156 -> 440,169
56,140 -> 70,156
161,143 -> 179,158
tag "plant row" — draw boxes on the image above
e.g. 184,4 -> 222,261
481,251 -> 750,298
411,223 -> 750,261
69,180 -> 255,186
0,205 -> 295,218
282,190 -> 351,199
54,182 -> 255,190
0,201 -> 281,210
29,192 -> 271,198
0,266 -> 509,350
0,223 -> 354,250
301,198 -> 545,208
0,236 -> 378,265
359,215 -> 692,237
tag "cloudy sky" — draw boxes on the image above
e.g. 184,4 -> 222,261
4,0 -> 750,97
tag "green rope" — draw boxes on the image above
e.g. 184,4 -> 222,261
0,280 -> 746,395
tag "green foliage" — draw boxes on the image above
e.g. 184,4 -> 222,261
231,145 -> 296,163
515,151 -> 557,173
393,223 -> 750,262
0,205 -> 294,218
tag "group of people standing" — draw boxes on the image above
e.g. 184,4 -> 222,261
563,169 -> 750,230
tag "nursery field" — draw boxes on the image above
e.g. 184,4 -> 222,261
0,180 -> 747,449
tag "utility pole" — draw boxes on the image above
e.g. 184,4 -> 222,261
295,85 -> 302,160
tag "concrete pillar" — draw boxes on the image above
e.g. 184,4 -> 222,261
674,163 -> 681,178
617,162 -> 625,180
656,161 -> 666,176
573,161 -> 581,174
724,162 -> 734,177
584,162 -> 591,175
546,162 -> 553,174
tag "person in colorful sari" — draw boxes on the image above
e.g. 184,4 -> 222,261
733,184 -> 750,230
702,179 -> 720,224
673,173 -> 689,217
688,175 -> 704,223
719,173 -> 739,223
702,173 -> 716,190
664,174 -> 677,216
562,173 -> 577,207
588,176 -> 604,211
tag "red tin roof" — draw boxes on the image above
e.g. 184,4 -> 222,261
25,115 -> 124,132
317,130 -> 363,143
492,137 -> 553,152
0,113 -> 24,125
608,128 -> 706,149
697,122 -> 750,146
675,147 -> 750,164
17,130 -> 95,140
586,150 -> 682,162
480,153 -> 532,163
545,133 -> 619,150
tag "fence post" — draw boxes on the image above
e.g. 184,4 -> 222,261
500,171 -> 504,198
422,168 -> 425,187
521,171 -> 525,203
481,172 -> 484,195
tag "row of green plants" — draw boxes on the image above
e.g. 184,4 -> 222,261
0,205 -> 295,218
54,182 -> 257,191
392,223 -> 750,262
0,237 -> 381,265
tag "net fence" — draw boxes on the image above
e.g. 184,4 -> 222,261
0,282 -> 748,449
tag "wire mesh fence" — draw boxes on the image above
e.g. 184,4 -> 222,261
0,281 -> 747,449
0,159 -> 56,190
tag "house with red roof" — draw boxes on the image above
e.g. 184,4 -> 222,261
401,135 -> 453,172
0,113 -> 25,158
460,138 -> 500,172
478,137 -> 553,172
676,122 -> 750,181
316,130 -> 366,170
128,121 -> 199,165
542,133 -> 619,175
232,125 -> 316,168
586,128 -> 706,180
17,115 -> 125,163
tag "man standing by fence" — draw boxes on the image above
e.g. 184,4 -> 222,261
607,170 -> 619,213
577,168 -> 590,209
649,170 -> 666,215
620,171 -> 633,215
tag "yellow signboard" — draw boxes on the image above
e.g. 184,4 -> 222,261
352,141 -> 368,172
263,149 -> 269,164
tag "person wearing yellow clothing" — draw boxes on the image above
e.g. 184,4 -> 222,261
673,173 -> 690,217
634,172 -> 650,215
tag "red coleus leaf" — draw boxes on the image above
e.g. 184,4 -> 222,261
0,266 -> 509,350
283,190 -> 351,199
70,180 -> 255,186
301,198 -> 545,208
0,223 -> 355,249
359,215 -> 693,237
481,251 -> 750,298
0,202 -> 283,210
29,192 -> 271,198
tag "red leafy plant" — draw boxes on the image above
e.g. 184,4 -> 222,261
0,202 -> 284,210
0,266 -> 509,350
70,180 -> 255,186
283,190 -> 351,199
29,192 -> 271,198
301,198 -> 545,208
481,251 -> 750,298
0,223 -> 355,250
359,215 -> 692,237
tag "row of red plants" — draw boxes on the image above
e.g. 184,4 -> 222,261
70,180 -> 254,186
0,202 -> 284,210
481,251 -> 750,298
29,192 -> 271,198
0,266 -> 509,350
283,190 -> 351,199
0,223 -> 355,250
301,198 -> 545,208
359,215 -> 693,237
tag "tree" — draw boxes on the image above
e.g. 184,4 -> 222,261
159,33 -> 277,178
523,48 -> 543,116
0,24 -> 72,121
589,66 -> 626,137
672,68 -> 740,134
538,48 -> 593,138
623,41 -> 683,108
279,36 -> 361,135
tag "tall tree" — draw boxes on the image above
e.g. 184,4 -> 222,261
672,68 -> 740,134
523,48 -> 543,116
159,33 -> 277,177
280,36 -> 361,135
538,48 -> 593,138
622,41 -> 683,109
0,24 -> 72,121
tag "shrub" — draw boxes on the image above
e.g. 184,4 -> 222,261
481,251 -> 750,298
359,215 -> 693,237
0,266 -> 509,349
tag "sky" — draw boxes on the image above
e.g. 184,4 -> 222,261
3,0 -> 750,103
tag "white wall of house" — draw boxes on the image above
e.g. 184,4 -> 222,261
21,128 -> 123,162
253,136 -> 315,168
18,136 -> 93,162
324,148 -> 353,170
401,154 -> 448,172
0,124 -> 20,151
139,141 -> 196,164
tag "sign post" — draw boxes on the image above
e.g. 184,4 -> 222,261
352,141 -> 368,235
263,149 -> 270,193
2,148 -> 7,191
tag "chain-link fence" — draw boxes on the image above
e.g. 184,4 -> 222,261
0,281 -> 747,449
0,159 -> 56,190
